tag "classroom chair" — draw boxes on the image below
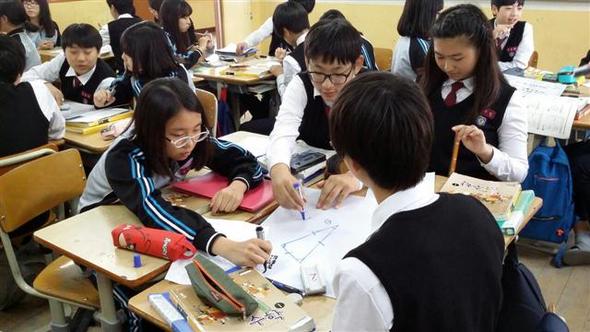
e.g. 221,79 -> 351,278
0,149 -> 100,332
0,143 -> 58,176
196,88 -> 218,137
529,50 -> 539,68
374,47 -> 394,71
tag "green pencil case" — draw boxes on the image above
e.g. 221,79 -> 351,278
185,253 -> 258,317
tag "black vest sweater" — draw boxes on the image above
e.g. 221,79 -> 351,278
290,43 -> 306,73
346,193 -> 504,332
107,16 -> 142,72
297,73 -> 331,150
268,33 -> 293,57
0,83 -> 48,157
491,19 -> 526,62
428,81 -> 515,180
59,58 -> 115,104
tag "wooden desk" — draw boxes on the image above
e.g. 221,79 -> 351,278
64,131 -> 112,154
34,206 -> 171,331
573,113 -> 590,130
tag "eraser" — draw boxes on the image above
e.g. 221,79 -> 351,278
133,253 -> 142,268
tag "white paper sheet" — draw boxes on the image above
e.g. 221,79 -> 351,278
164,218 -> 267,285
505,75 -> 566,97
524,95 -> 578,139
261,188 -> 377,298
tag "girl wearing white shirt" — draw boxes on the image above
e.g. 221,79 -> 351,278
391,0 -> 443,81
422,4 -> 528,182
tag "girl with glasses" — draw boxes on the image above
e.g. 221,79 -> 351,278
23,0 -> 60,49
80,77 -> 270,268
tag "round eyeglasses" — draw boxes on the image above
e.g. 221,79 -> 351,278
306,66 -> 354,85
165,128 -> 209,148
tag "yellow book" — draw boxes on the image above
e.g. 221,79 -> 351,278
66,122 -> 111,135
66,109 -> 132,128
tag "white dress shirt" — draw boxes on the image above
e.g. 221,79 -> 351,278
391,36 -> 417,81
244,16 -> 274,49
276,31 -> 308,97
441,77 -> 529,182
26,80 -> 65,140
99,13 -> 134,51
22,53 -> 98,85
497,22 -> 534,72
332,177 -> 439,331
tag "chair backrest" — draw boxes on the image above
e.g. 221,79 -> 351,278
374,47 -> 393,71
0,143 -> 58,176
529,50 -> 539,68
0,149 -> 86,233
196,88 -> 218,137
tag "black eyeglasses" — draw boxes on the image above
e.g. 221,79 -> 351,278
306,66 -> 354,85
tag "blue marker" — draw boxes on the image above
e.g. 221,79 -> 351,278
292,181 -> 306,220
266,278 -> 305,296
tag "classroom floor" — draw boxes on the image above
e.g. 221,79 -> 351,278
1,248 -> 589,332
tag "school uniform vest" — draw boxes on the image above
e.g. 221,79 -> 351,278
290,43 -> 306,72
345,193 -> 504,332
107,16 -> 142,72
59,58 -> 115,104
428,81 -> 515,180
297,73 -> 331,150
268,33 -> 293,57
491,19 -> 526,62
0,83 -> 48,157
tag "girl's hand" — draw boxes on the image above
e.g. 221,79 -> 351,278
493,24 -> 512,40
316,172 -> 359,210
210,180 -> 247,213
274,47 -> 287,61
93,89 -> 115,108
270,164 -> 305,211
39,40 -> 55,50
236,41 -> 248,55
452,125 -> 494,163
211,236 -> 272,268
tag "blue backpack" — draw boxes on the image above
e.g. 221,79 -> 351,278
520,140 -> 575,267
216,87 -> 235,137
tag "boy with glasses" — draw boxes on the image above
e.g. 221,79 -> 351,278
268,18 -> 365,211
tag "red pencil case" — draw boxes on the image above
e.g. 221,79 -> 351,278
111,224 -> 197,261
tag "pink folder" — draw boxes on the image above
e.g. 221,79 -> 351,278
172,173 -> 274,212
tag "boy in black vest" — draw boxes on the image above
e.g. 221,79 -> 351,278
329,72 -> 504,331
490,0 -> 534,71
100,0 -> 141,73
0,0 -> 41,70
0,34 -> 64,158
22,23 -> 115,105
268,18 -> 365,211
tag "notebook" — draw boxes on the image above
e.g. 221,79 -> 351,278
172,173 -> 274,212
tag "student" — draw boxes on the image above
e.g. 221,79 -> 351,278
422,4 -> 528,182
148,0 -> 164,23
392,0 -> 443,81
23,0 -> 60,49
0,0 -> 41,70
490,0 -> 534,71
22,23 -> 115,105
268,1 -> 310,97
160,0 -> 209,69
319,9 -> 377,71
236,0 -> 315,57
0,34 -> 64,158
100,0 -> 142,73
94,21 -> 195,108
268,18 -> 364,211
330,71 -> 504,332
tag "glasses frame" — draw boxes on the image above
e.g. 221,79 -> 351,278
306,66 -> 355,85
165,128 -> 209,149
23,0 -> 39,7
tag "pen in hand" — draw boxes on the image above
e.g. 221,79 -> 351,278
256,226 -> 268,272
293,181 -> 306,220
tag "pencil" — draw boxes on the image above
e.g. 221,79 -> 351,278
246,200 -> 279,224
449,132 -> 461,176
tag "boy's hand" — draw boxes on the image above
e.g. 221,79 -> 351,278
211,236 -> 272,268
236,41 -> 248,55
274,47 -> 287,61
270,164 -> 305,211
210,180 -> 247,213
270,65 -> 283,77
93,89 -> 115,108
39,40 -> 55,50
493,24 -> 512,40
316,172 -> 359,210
45,83 -> 64,106
452,125 -> 493,164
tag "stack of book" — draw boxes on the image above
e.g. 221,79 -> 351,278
440,173 -> 536,236
65,106 -> 132,135
215,43 -> 256,62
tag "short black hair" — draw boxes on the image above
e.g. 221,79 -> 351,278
319,9 -> 345,21
0,34 -> 25,84
61,23 -> 102,51
273,1 -> 309,37
133,77 -> 211,177
121,21 -> 180,81
304,18 -> 361,65
0,0 -> 27,26
492,0 -> 525,7
330,72 -> 433,191
289,0 -> 315,13
148,0 -> 164,11
106,0 -> 135,15
397,0 -> 443,38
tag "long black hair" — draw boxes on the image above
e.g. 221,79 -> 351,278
421,4 -> 505,122
160,0 -> 192,53
397,0 -> 443,39
133,77 -> 211,177
24,0 -> 56,37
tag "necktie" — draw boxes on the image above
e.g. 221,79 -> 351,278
73,77 -> 82,88
444,81 -> 464,107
